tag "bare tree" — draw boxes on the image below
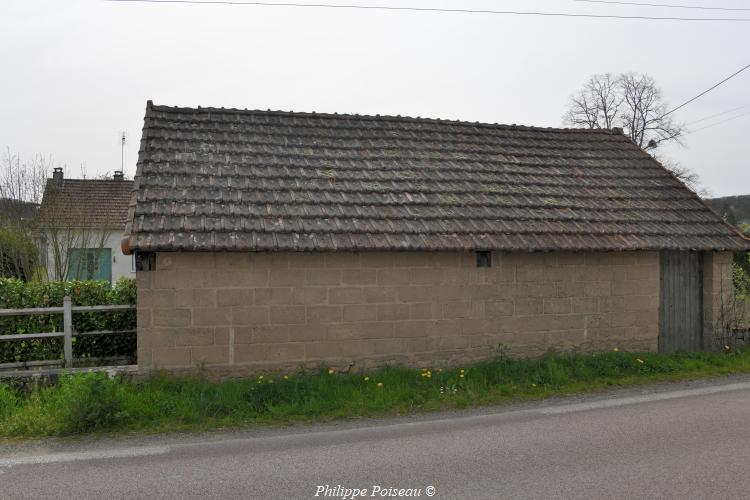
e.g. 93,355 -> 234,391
0,149 -> 50,280
618,73 -> 685,150
564,72 -> 701,191
563,73 -> 622,130
1,149 -> 116,282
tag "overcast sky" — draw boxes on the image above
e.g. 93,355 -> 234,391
1,0 -> 748,197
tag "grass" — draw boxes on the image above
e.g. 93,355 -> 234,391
3,347 -> 750,438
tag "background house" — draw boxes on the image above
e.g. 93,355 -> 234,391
125,102 -> 750,373
37,168 -> 134,284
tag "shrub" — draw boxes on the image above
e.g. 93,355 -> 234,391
0,278 -> 136,363
49,373 -> 124,434
0,224 -> 37,281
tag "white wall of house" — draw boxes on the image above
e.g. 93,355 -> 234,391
40,228 -> 135,284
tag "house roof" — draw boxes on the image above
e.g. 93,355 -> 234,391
124,101 -> 750,253
38,178 -> 134,229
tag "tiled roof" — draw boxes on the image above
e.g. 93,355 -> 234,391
38,179 -> 134,229
124,102 -> 750,252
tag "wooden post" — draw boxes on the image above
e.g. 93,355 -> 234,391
63,296 -> 73,369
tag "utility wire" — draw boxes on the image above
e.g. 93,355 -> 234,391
687,103 -> 750,125
574,0 -> 750,12
105,0 -> 750,21
686,109 -> 750,134
664,64 -> 750,116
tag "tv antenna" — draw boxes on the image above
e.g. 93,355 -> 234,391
120,131 -> 128,172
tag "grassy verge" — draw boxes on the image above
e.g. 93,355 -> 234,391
2,348 -> 750,438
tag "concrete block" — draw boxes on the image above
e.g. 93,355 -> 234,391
174,327 -> 215,347
153,347 -> 191,368
324,253 -> 361,269
292,287 -> 329,305
140,290 -> 175,308
341,269 -> 377,285
175,289 -> 217,307
307,305 -> 343,324
329,287 -> 364,304
270,305 -> 306,324
572,297 -> 597,314
544,298 -> 572,315
288,253 -> 326,268
269,269 -> 303,287
377,269 -> 412,286
214,327 -> 231,345
305,269 -> 341,286
515,299 -> 543,316
363,286 -> 398,303
377,303 -> 411,321
234,344 -> 268,363
254,287 -> 292,305
343,304 -> 378,322
410,302 -> 435,320
216,288 -> 252,307
232,306 -> 270,325
441,301 -> 472,319
486,300 -> 514,318
191,346 -> 229,365
152,308 -> 191,327
193,307 -> 232,327
288,324 -> 327,342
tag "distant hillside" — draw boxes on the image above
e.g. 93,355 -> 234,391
704,195 -> 750,225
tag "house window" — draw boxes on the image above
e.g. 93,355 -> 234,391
67,248 -> 112,283
476,251 -> 492,268
131,254 -> 136,273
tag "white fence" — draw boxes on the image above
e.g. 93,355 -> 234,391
0,296 -> 135,369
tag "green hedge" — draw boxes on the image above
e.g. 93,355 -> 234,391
0,278 -> 136,364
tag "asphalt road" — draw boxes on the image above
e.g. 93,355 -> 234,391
3,378 -> 750,500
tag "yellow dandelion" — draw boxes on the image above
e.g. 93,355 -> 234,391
364,376 -> 370,382
377,382 -> 383,387
460,369 -> 465,373
268,379 -> 274,384
283,375 -> 289,380
725,345 -> 731,350
459,373 -> 465,379
426,373 -> 432,378
258,375 -> 264,380
636,358 -> 644,364
328,368 -> 334,375
437,368 -> 443,373
613,347 -> 619,352
532,383 -> 537,387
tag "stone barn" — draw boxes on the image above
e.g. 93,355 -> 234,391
123,102 -> 750,373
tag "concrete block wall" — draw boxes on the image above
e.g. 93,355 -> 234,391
136,251 -> 660,373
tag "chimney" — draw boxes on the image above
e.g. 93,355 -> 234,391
52,167 -> 64,186
113,171 -> 124,181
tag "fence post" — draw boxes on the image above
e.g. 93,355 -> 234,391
63,296 -> 73,369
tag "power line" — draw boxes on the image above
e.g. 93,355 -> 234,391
686,109 -> 750,134
664,64 -> 750,116
105,0 -> 750,21
687,103 -> 750,125
574,0 -> 750,12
